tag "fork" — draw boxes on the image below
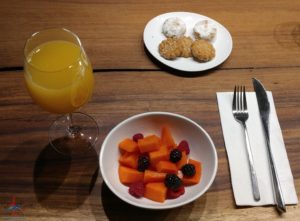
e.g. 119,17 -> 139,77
233,86 -> 260,201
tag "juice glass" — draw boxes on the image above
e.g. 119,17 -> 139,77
24,28 -> 99,154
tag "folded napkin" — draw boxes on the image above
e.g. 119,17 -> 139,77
217,92 -> 298,206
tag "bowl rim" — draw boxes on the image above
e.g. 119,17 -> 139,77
99,111 -> 218,209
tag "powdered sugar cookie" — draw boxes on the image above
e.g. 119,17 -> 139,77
193,20 -> 217,41
162,17 -> 186,38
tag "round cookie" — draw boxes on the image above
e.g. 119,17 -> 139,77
177,36 -> 193,58
159,38 -> 181,60
191,39 -> 215,62
193,20 -> 217,41
162,17 -> 186,38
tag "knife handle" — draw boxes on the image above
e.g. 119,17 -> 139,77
266,138 -> 286,213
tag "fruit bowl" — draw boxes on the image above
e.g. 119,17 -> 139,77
99,112 -> 218,209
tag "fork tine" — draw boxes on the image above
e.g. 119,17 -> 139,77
239,86 -> 242,111
243,86 -> 247,111
237,86 -> 241,111
233,86 -> 237,110
240,86 -> 243,111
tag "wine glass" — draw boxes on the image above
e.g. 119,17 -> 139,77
24,28 -> 99,155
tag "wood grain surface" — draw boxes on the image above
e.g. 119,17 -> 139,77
0,0 -> 300,69
0,0 -> 300,220
0,69 -> 299,220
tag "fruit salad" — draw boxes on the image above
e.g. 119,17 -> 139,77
118,126 -> 202,203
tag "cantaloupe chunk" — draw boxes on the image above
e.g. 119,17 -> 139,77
144,170 -> 166,183
149,145 -> 169,168
176,151 -> 188,169
156,161 -> 178,173
118,165 -> 144,184
138,135 -> 161,153
119,138 -> 139,153
144,182 -> 167,203
119,152 -> 139,169
182,159 -> 202,185
161,126 -> 176,149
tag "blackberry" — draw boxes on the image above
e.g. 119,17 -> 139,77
169,149 -> 182,163
137,155 -> 150,172
181,164 -> 196,177
164,174 -> 182,190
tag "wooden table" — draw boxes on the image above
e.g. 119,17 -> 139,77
0,0 -> 299,220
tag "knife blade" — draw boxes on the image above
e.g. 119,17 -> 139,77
252,78 -> 286,213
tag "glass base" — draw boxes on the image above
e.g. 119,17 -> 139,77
49,112 -> 99,155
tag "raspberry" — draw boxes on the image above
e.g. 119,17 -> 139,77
164,174 -> 182,190
137,155 -> 150,172
167,186 -> 185,199
181,164 -> 196,177
132,133 -> 144,142
128,181 -> 145,198
169,149 -> 182,163
177,140 -> 190,154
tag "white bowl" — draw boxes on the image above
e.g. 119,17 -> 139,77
99,112 -> 218,209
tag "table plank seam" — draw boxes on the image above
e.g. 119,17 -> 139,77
2,65 -> 300,73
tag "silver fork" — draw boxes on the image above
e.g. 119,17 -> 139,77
233,86 -> 260,201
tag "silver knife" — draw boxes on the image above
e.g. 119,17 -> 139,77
252,78 -> 286,213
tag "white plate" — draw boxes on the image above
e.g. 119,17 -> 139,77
143,12 -> 233,72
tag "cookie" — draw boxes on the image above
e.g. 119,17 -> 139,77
159,38 -> 181,60
177,36 -> 193,58
162,17 -> 186,38
191,39 -> 215,62
193,20 -> 217,41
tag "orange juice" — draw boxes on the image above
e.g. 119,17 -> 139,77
24,40 -> 94,114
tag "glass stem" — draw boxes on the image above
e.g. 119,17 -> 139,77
68,113 -> 81,138
69,113 -> 74,127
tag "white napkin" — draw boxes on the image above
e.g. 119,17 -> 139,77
217,92 -> 298,206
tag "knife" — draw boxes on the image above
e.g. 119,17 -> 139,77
252,78 -> 286,213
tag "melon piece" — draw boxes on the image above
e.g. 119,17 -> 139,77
138,135 -> 161,153
144,170 -> 167,183
156,161 -> 178,173
149,145 -> 169,168
161,126 -> 176,149
119,152 -> 139,169
119,165 -> 144,184
182,159 -> 202,185
176,151 -> 188,169
144,182 -> 167,203
119,138 -> 139,153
